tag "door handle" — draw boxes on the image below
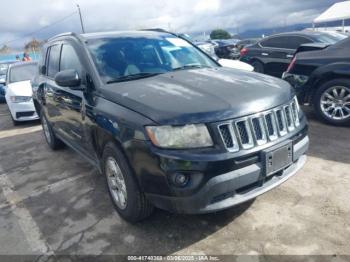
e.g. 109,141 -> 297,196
261,53 -> 269,56
286,54 -> 294,58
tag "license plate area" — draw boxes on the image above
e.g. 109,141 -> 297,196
262,141 -> 293,177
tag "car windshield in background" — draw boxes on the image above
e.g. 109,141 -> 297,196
0,63 -> 10,76
314,32 -> 347,44
9,64 -> 37,83
87,36 -> 218,83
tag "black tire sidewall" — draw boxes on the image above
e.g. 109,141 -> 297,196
252,61 -> 264,73
313,79 -> 350,126
40,110 -> 63,149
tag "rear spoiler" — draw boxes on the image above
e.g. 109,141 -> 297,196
295,43 -> 330,55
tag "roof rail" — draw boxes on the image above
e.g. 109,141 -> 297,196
47,32 -> 81,42
140,28 -> 179,37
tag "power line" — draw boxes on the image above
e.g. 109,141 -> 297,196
0,11 -> 78,47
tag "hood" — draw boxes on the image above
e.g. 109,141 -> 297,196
100,68 -> 294,125
7,80 -> 33,96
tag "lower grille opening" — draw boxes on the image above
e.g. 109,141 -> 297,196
16,111 -> 35,118
211,191 -> 235,204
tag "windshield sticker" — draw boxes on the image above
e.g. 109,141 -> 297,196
166,38 -> 191,47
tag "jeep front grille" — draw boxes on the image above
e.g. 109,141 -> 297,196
218,99 -> 300,152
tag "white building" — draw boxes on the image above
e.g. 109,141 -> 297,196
313,1 -> 350,33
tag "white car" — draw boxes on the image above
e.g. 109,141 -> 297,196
5,62 -> 39,125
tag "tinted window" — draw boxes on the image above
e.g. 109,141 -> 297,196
47,45 -> 61,78
285,36 -> 312,49
9,64 -> 37,83
60,44 -> 82,74
261,36 -> 311,49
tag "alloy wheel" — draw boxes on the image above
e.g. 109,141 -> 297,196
105,157 -> 128,210
320,86 -> 350,121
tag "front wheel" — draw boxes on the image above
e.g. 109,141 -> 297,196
102,142 -> 154,223
313,79 -> 350,126
41,111 -> 65,150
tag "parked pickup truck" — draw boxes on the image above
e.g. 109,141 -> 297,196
33,30 -> 309,222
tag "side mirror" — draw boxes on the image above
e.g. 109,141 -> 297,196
55,70 -> 83,89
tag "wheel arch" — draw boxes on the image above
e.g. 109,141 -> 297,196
307,63 -> 350,104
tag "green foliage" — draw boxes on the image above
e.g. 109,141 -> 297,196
210,29 -> 232,40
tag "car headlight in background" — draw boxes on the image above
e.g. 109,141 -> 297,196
10,96 -> 32,103
146,124 -> 213,149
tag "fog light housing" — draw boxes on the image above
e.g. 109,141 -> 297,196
172,173 -> 189,187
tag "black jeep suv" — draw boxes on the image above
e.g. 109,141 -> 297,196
33,31 -> 309,222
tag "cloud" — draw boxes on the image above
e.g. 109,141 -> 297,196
0,0 -> 341,48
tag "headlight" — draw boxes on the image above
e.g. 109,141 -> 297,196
10,96 -> 32,103
146,124 -> 213,149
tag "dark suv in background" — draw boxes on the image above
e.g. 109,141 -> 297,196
240,31 -> 346,77
283,36 -> 350,126
33,30 -> 309,222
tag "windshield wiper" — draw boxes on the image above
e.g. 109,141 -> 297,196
172,64 -> 208,71
106,72 -> 162,84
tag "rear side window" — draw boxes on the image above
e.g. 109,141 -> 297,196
47,45 -> 61,78
285,36 -> 312,49
261,36 -> 312,50
60,44 -> 82,75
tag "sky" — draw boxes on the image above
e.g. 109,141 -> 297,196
0,0 -> 344,49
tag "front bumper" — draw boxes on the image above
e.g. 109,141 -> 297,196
7,100 -> 39,121
145,135 -> 309,214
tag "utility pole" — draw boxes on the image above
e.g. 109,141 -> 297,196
76,4 -> 85,33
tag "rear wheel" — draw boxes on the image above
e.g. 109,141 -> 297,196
41,111 -> 65,150
102,142 -> 153,222
252,60 -> 264,73
313,79 -> 350,126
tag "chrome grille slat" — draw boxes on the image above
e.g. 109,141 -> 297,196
218,99 -> 300,151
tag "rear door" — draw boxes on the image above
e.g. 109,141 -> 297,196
260,36 -> 312,77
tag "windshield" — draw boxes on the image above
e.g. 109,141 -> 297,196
0,63 -> 10,76
87,35 -> 218,83
9,64 -> 37,83
315,32 -> 347,44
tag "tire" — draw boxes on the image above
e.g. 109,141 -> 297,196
11,117 -> 19,126
313,79 -> 350,126
252,60 -> 264,73
102,142 -> 154,223
41,111 -> 65,150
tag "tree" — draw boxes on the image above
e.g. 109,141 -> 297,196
210,29 -> 232,40
0,45 -> 11,54
24,39 -> 42,52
